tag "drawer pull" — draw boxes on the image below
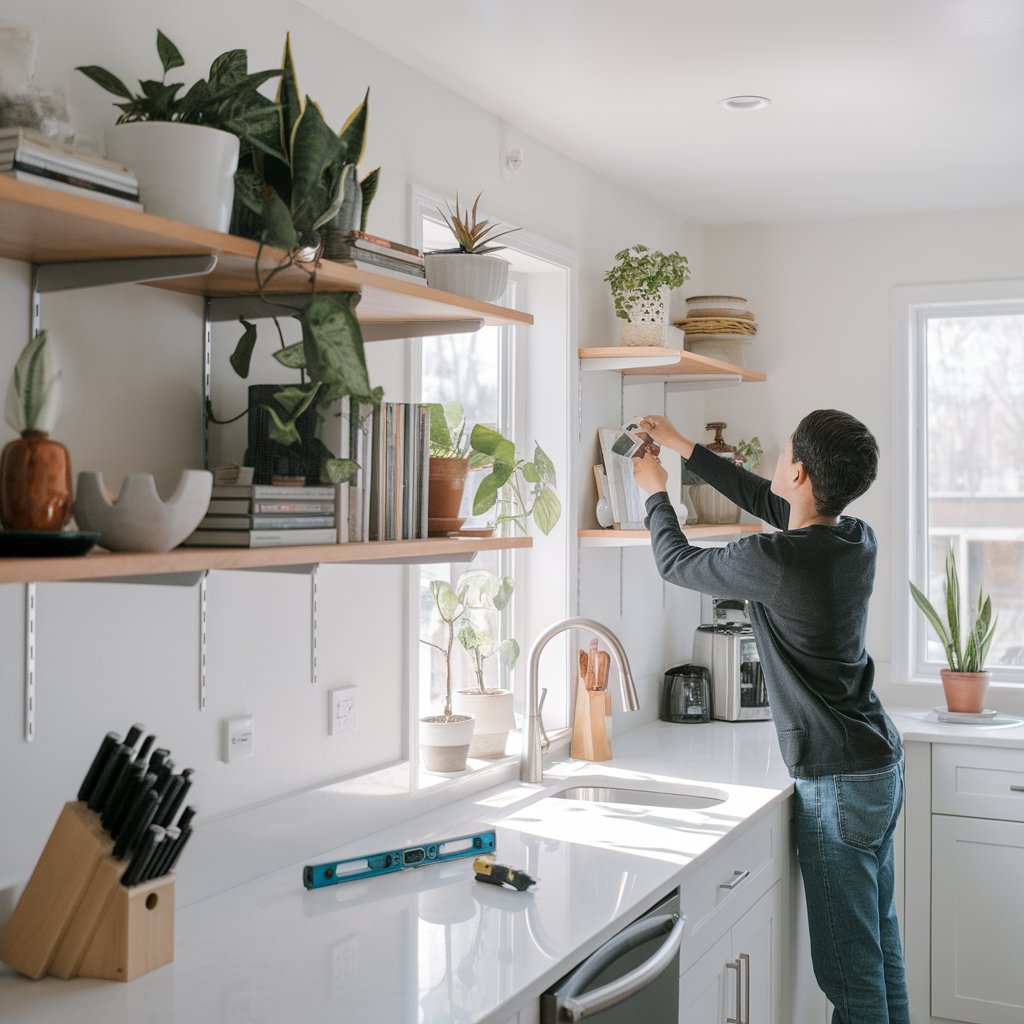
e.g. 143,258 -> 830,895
726,958 -> 742,1023
719,869 -> 750,891
1011,786 -> 1024,793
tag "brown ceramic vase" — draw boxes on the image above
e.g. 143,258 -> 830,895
0,430 -> 73,531
427,457 -> 470,536
940,669 -> 991,714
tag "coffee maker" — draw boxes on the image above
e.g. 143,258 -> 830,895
691,597 -> 771,722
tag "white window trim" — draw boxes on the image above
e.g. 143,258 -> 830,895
891,279 -> 1024,688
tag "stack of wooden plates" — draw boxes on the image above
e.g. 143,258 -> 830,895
674,295 -> 757,365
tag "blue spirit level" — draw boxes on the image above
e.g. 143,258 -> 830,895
302,830 -> 496,890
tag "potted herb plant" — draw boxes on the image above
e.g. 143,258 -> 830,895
604,244 -> 691,347
910,545 -> 998,713
420,577 -> 478,772
1,331 -> 72,531
469,424 -> 561,536
449,571 -> 520,758
77,30 -> 283,231
424,192 -> 518,302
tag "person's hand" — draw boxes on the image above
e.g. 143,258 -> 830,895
638,415 -> 694,458
632,451 -> 668,495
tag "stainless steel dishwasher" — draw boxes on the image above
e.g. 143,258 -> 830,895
540,890 -> 685,1023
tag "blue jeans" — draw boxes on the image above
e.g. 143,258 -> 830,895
794,760 -> 909,1024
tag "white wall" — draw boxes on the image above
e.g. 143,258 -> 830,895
0,0 -> 704,898
703,205 -> 1024,715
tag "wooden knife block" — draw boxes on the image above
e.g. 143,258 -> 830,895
0,801 -> 174,982
570,674 -> 612,761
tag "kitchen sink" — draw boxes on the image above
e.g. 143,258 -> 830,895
551,785 -> 728,810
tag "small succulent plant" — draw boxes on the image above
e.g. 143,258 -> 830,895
434,192 -> 518,254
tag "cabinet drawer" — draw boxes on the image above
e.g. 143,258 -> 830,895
678,805 -> 783,972
932,744 -> 1024,822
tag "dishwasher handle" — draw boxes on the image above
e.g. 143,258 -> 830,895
553,912 -> 686,1021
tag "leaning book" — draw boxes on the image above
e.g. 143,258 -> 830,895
182,527 -> 336,548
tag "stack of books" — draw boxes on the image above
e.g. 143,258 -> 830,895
332,396 -> 431,543
0,128 -> 142,210
183,484 -> 337,547
329,230 -> 426,285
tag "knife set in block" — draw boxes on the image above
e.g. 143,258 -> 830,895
0,801 -> 174,981
571,641 -> 612,761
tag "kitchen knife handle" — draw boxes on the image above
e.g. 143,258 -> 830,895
122,825 -> 162,887
113,786 -> 159,860
155,776 -> 184,829
163,825 -> 193,875
136,734 -> 156,765
159,770 -> 193,828
102,762 -> 144,835
77,731 -> 120,802
176,805 -> 197,833
123,723 -> 145,750
87,745 -> 131,814
148,826 -> 180,880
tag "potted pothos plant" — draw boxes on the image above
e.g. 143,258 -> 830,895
425,192 -> 518,303
1,331 -> 72,531
212,35 -> 384,487
604,244 -> 691,347
910,545 -> 998,714
77,30 -> 283,231
449,571 -> 520,758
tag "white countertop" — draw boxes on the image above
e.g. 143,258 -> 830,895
2,707 -> 1021,1023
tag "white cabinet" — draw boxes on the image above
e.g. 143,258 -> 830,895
906,741 -> 1024,1024
679,884 -> 782,1024
931,743 -> 1024,1024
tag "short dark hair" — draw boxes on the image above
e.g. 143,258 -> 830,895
791,409 -> 878,517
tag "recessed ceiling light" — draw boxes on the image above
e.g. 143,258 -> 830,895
720,95 -> 771,111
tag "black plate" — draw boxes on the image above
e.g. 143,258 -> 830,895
0,530 -> 101,557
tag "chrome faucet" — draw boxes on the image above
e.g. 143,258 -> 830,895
520,617 -> 639,783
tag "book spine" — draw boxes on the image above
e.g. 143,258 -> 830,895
336,240 -> 424,265
5,170 -> 143,210
368,404 -> 382,542
207,499 -> 337,514
419,406 -> 430,539
184,528 -> 336,547
199,515 -> 336,529
351,230 -> 421,257
337,252 -> 427,278
3,152 -> 138,192
0,131 -> 137,181
210,485 -> 336,500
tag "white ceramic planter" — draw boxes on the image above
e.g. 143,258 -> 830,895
451,689 -> 515,758
419,714 -> 475,773
105,122 -> 240,232
424,253 -> 510,303
619,287 -> 668,346
74,470 -> 212,552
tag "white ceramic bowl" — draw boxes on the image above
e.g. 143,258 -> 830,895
74,470 -> 213,552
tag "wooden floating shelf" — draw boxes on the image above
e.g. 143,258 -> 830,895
579,525 -> 762,547
579,346 -> 765,383
0,536 -> 532,585
0,177 -> 532,328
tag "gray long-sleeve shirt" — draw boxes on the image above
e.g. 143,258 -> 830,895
646,444 -> 902,778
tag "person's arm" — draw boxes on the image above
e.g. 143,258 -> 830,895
644,493 -> 784,602
639,415 -> 789,529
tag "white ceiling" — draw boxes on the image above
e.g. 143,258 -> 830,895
299,0 -> 1024,226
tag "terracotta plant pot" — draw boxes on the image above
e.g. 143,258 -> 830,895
0,430 -> 73,531
940,669 -> 991,714
427,457 -> 470,536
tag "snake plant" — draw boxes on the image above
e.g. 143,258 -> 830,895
4,331 -> 62,435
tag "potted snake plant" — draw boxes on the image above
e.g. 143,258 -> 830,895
910,544 -> 998,713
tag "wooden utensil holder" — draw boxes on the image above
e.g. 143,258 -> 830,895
570,674 -> 612,761
0,801 -> 174,982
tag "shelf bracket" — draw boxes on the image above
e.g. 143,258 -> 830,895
198,570 -> 209,712
311,566 -> 319,688
33,254 -> 218,294
24,583 -> 36,742
624,372 -> 744,390
206,295 -> 484,340
84,572 -> 208,587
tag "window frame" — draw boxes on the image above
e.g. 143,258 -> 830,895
892,280 -> 1024,687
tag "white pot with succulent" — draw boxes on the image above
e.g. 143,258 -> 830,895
424,192 -> 518,303
449,571 -> 520,758
604,245 -> 691,347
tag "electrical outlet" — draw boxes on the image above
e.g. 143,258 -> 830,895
328,688 -> 357,736
221,715 -> 255,763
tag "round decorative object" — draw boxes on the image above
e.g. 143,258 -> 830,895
424,253 -> 510,303
595,495 -> 613,528
419,714 -> 475,773
619,288 -> 668,346
105,122 -> 240,232
452,689 -> 515,757
685,295 -> 748,310
940,670 -> 991,714
689,485 -> 741,525
0,430 -> 73,531
74,470 -> 213,552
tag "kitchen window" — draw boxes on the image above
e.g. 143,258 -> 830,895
894,282 -> 1024,685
